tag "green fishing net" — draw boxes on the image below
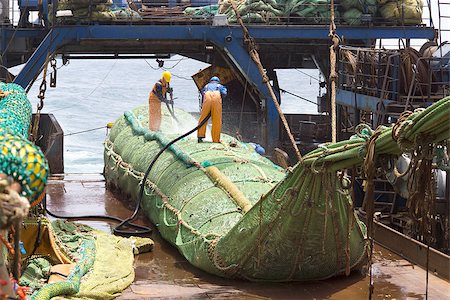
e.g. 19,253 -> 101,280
104,105 -> 367,281
0,83 -> 48,206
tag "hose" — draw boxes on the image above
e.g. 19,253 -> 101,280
113,111 -> 211,235
45,112 -> 212,236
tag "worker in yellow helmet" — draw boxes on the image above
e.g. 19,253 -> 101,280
148,71 -> 173,131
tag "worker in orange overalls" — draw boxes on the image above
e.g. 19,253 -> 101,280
148,71 -> 173,131
197,76 -> 227,143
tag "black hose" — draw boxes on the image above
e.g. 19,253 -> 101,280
113,111 -> 211,235
45,112 -> 212,236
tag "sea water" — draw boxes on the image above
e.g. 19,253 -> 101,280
11,56 -> 320,173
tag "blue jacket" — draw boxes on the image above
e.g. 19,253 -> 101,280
202,82 -> 227,97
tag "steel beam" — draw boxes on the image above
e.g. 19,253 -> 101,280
336,89 -> 394,112
13,28 -> 81,88
62,24 -> 436,41
219,40 -> 279,151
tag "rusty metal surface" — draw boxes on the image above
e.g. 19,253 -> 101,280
45,174 -> 450,299
373,219 -> 450,281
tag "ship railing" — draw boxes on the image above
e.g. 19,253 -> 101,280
339,46 -> 401,102
338,45 -> 450,128
3,0 -> 433,27
402,55 -> 450,105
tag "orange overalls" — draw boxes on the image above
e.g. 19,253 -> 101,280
197,90 -> 222,143
148,79 -> 168,131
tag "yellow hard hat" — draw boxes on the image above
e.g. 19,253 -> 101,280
162,71 -> 171,83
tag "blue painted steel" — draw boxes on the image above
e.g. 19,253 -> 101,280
14,28 -> 81,87
55,25 -> 434,41
336,89 -> 394,111
19,0 -> 49,23
221,43 -> 279,150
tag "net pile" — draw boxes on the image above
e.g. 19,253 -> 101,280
0,83 -> 48,206
105,97 -> 449,280
104,105 -> 368,280
20,219 -> 141,300
378,0 -> 423,25
49,0 -> 141,23
213,0 -> 422,25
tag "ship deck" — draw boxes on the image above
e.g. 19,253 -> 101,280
45,174 -> 450,299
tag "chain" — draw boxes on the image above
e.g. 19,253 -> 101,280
50,57 -> 57,88
31,56 -> 51,143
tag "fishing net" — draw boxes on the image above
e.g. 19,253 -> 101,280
57,0 -> 113,10
219,0 -> 284,23
341,0 -> 377,15
343,8 -> 363,25
105,97 -> 450,281
49,1 -> 142,23
184,4 -> 220,17
21,219 -> 147,300
379,0 -> 422,24
104,105 -> 366,280
214,0 -> 424,25
0,83 -> 48,206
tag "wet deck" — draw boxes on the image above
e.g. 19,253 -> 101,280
46,174 -> 450,299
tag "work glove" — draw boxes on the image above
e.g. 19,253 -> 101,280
167,87 -> 173,94
162,98 -> 174,105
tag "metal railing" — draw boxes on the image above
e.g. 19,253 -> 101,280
339,45 -> 450,104
339,46 -> 401,102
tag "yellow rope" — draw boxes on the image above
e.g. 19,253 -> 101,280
230,0 -> 302,162
329,0 -> 339,143
205,166 -> 253,213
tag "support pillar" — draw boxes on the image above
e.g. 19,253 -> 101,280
215,37 -> 280,152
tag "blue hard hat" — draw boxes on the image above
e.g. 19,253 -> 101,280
210,76 -> 220,83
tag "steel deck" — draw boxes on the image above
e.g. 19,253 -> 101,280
45,174 -> 450,299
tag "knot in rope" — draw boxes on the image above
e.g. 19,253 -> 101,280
0,178 -> 30,229
354,123 -> 374,141
392,110 -> 413,141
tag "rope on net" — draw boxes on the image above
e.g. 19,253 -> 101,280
124,110 -> 253,214
0,83 -> 49,206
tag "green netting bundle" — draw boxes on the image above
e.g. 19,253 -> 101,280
343,7 -> 363,25
49,1 -> 141,23
0,83 -> 48,206
340,0 -> 377,15
283,0 -> 338,23
220,0 -> 283,23
57,0 -> 113,10
104,105 -> 368,281
0,83 -> 31,137
110,8 -> 142,20
379,0 -> 423,25
184,4 -> 219,17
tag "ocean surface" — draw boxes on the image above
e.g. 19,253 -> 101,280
11,56 -> 320,173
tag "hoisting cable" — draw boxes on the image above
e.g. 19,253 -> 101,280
279,88 -> 319,106
45,112 -> 212,236
230,0 -> 302,162
64,126 -> 107,137
329,0 -> 339,143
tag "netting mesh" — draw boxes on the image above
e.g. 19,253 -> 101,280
0,83 -> 48,206
104,105 -> 367,281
